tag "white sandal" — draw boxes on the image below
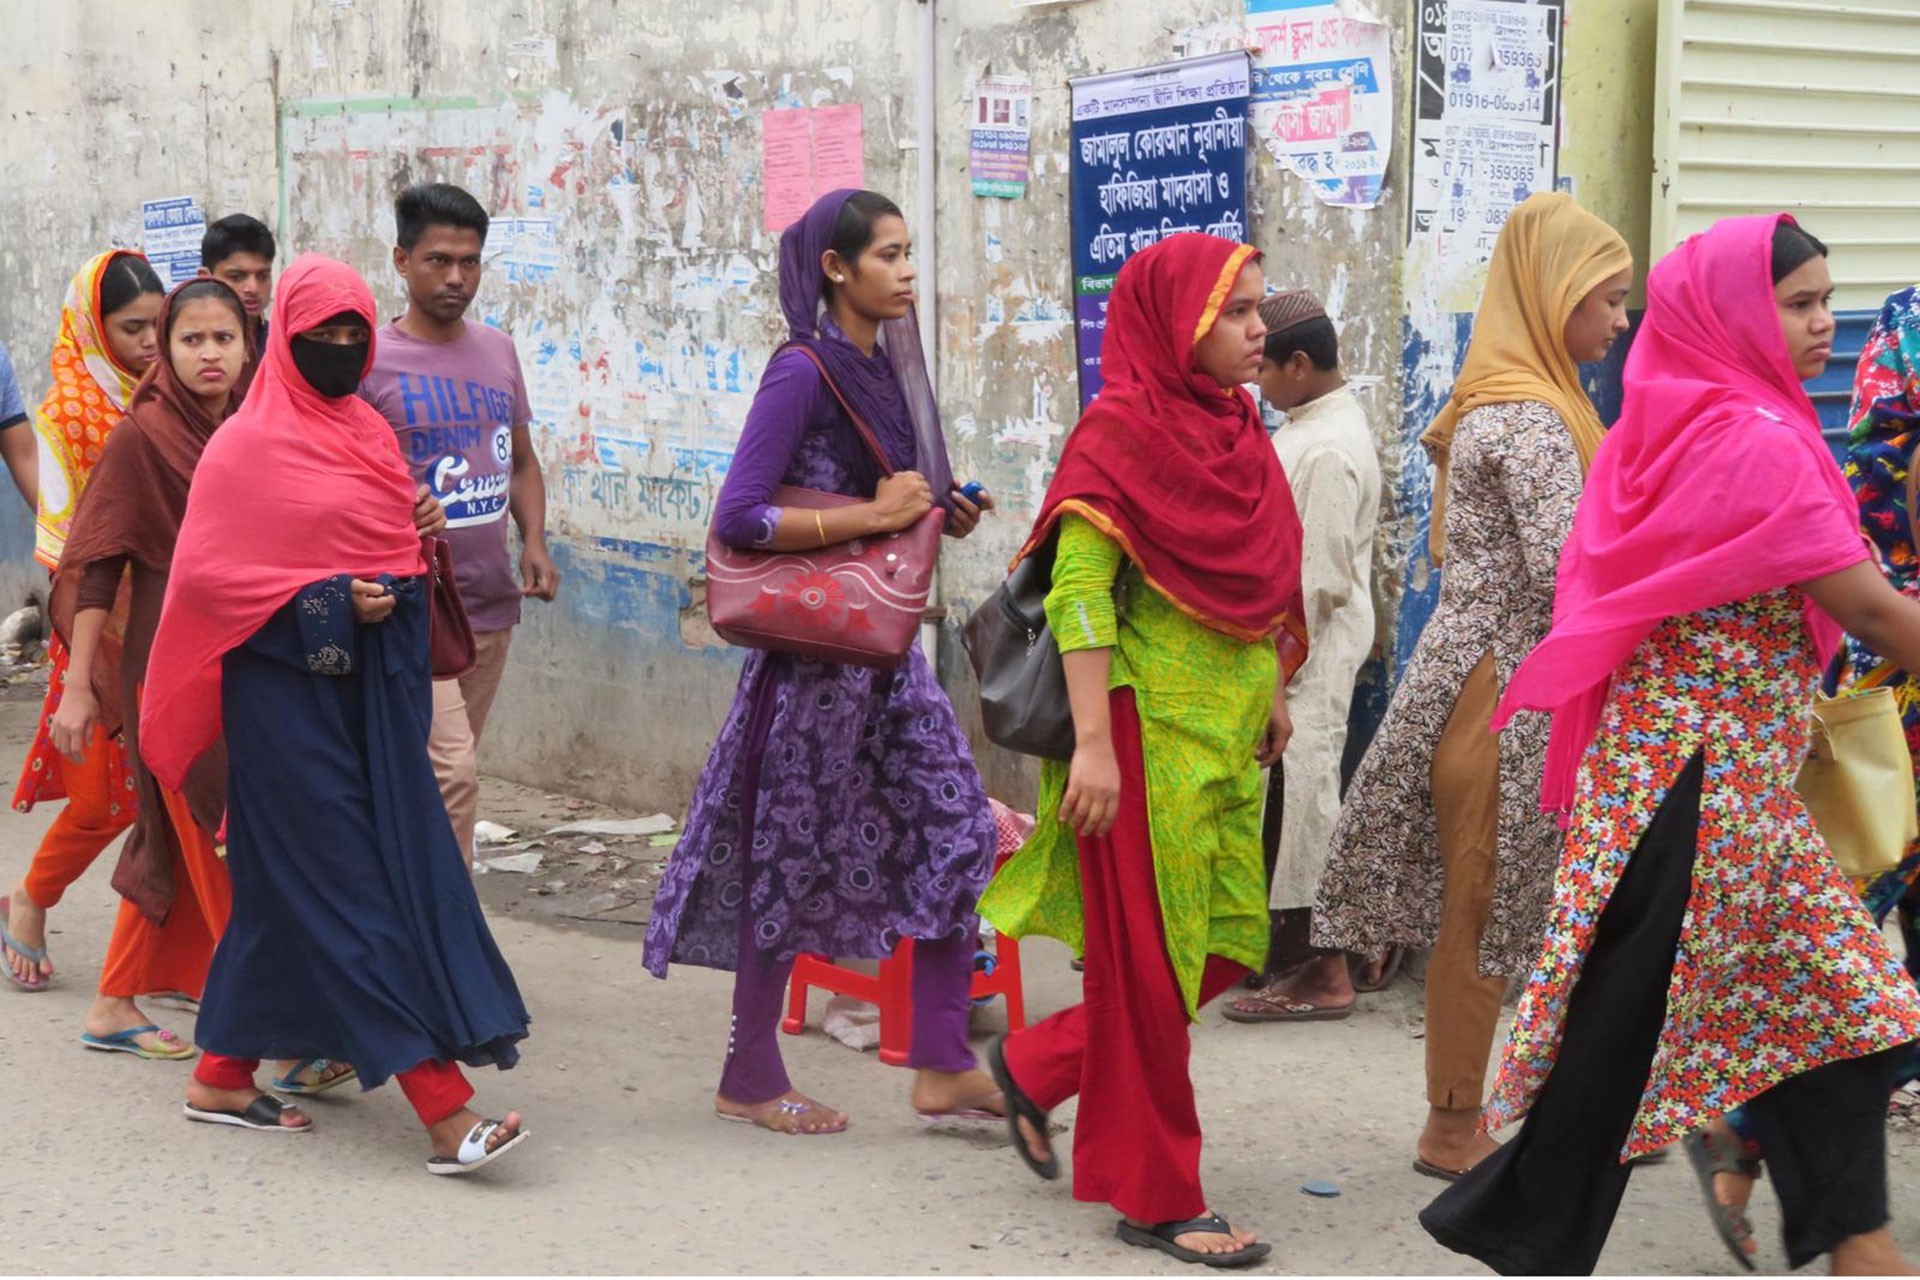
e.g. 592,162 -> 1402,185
425,1118 -> 528,1176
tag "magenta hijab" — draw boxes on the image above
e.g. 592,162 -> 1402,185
1493,213 -> 1867,815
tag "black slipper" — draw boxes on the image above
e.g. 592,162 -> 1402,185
183,1094 -> 312,1133
1116,1214 -> 1272,1268
985,1033 -> 1058,1181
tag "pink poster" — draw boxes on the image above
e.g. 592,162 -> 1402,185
761,105 -> 866,233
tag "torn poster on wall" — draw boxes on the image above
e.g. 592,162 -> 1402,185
1069,51 -> 1251,408
1409,0 -> 1563,270
141,196 -> 207,289
1245,0 -> 1393,208
970,76 -> 1033,199
761,104 -> 865,233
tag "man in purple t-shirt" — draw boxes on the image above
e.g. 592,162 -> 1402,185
361,182 -> 560,865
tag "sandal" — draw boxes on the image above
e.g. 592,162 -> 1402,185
986,1033 -> 1059,1181
715,1095 -> 849,1136
0,896 -> 50,991
1349,946 -> 1404,993
1683,1128 -> 1761,1272
1223,988 -> 1353,1023
183,1094 -> 312,1133
427,1117 -> 528,1176
272,1058 -> 358,1096
1116,1214 -> 1272,1268
81,1024 -> 196,1060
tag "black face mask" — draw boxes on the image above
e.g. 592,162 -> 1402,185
290,336 -> 369,398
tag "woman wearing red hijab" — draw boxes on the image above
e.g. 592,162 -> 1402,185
141,256 -> 531,1174
979,234 -> 1306,1268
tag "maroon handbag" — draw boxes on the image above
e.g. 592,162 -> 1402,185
704,346 -> 945,669
425,536 -> 478,680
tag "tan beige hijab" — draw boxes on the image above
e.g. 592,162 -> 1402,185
1421,192 -> 1632,563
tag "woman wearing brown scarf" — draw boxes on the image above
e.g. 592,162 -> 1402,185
44,279 -> 253,1064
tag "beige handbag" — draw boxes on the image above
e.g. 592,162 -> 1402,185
1796,684 -> 1917,880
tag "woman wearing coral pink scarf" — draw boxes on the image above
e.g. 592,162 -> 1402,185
1421,217 -> 1920,1276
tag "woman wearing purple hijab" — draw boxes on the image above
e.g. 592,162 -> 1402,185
642,190 -> 1002,1133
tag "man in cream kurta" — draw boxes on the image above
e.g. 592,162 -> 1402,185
1228,289 -> 1383,1020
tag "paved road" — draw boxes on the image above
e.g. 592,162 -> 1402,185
1,688 -> 1912,1274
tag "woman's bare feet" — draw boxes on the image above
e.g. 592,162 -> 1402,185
184,1077 -> 312,1130
1418,1104 -> 1499,1175
1832,1226 -> 1917,1275
4,885 -> 51,984
910,1066 -> 1004,1117
715,1088 -> 849,1135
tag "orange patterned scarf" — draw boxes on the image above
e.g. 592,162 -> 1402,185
33,251 -> 151,569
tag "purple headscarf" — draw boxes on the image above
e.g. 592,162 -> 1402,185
777,189 -> 954,508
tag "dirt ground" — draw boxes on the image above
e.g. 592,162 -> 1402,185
2,667 -> 1917,1275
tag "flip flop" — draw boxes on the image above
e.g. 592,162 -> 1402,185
146,990 -> 200,1014
915,1106 -> 1003,1126
1222,989 -> 1354,1023
427,1117 -> 529,1176
1349,946 -> 1404,993
715,1097 -> 849,1135
1413,1157 -> 1470,1182
1683,1129 -> 1761,1272
1116,1214 -> 1272,1268
81,1024 -> 197,1060
272,1058 -> 358,1096
986,1033 -> 1059,1181
184,1094 -> 312,1133
0,896 -> 50,991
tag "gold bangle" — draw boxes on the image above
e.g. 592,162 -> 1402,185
814,510 -> 828,547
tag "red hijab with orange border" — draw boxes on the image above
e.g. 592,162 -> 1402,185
1019,234 -> 1306,665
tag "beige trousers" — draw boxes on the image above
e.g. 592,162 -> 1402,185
1424,652 -> 1512,1110
429,628 -> 514,868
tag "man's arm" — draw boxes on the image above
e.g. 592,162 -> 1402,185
509,423 -> 558,601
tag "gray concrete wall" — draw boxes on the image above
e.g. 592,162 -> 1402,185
2,0 -> 1617,816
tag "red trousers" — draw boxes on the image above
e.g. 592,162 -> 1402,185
18,723 -> 135,910
1001,689 -> 1249,1224
195,1053 -> 474,1128
99,788 -> 230,999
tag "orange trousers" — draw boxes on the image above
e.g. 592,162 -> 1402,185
97,789 -> 230,1000
19,724 -> 136,910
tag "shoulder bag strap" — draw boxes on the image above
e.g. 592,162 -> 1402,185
781,342 -> 896,478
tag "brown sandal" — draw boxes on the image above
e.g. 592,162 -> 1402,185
1223,987 -> 1354,1023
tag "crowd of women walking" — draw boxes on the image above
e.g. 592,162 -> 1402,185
4,178 -> 1920,1273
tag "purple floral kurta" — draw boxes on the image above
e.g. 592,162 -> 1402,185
643,344 -> 993,975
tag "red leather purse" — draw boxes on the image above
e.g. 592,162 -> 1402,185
704,346 -> 945,669
425,536 -> 478,680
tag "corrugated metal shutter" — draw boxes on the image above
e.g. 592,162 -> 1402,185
1653,0 -> 1920,443
1652,0 -> 1920,313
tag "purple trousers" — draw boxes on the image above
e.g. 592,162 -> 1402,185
720,908 -> 978,1103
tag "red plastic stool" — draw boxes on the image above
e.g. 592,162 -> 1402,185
780,931 -> 1026,1066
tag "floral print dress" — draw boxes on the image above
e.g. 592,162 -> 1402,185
1312,401 -> 1580,976
1482,589 -> 1920,1157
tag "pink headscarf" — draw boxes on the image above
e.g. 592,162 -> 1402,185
1493,214 -> 1867,814
139,256 -> 425,790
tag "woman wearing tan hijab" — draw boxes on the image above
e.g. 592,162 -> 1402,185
1307,193 -> 1633,1179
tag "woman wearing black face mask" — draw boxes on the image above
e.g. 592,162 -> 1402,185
140,256 -> 533,1176
290,313 -> 375,395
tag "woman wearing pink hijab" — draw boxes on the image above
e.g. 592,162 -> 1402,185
1420,215 -> 1920,1276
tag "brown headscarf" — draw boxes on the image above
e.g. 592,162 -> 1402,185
1419,192 -> 1632,563
51,278 -> 249,922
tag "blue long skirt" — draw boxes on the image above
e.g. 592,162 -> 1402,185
192,574 -> 529,1088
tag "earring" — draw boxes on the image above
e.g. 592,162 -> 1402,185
831,275 -> 844,283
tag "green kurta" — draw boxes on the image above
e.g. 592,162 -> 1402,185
978,514 -> 1276,1016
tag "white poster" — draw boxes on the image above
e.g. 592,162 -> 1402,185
140,196 -> 208,289
1408,0 -> 1563,276
1246,0 -> 1394,208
